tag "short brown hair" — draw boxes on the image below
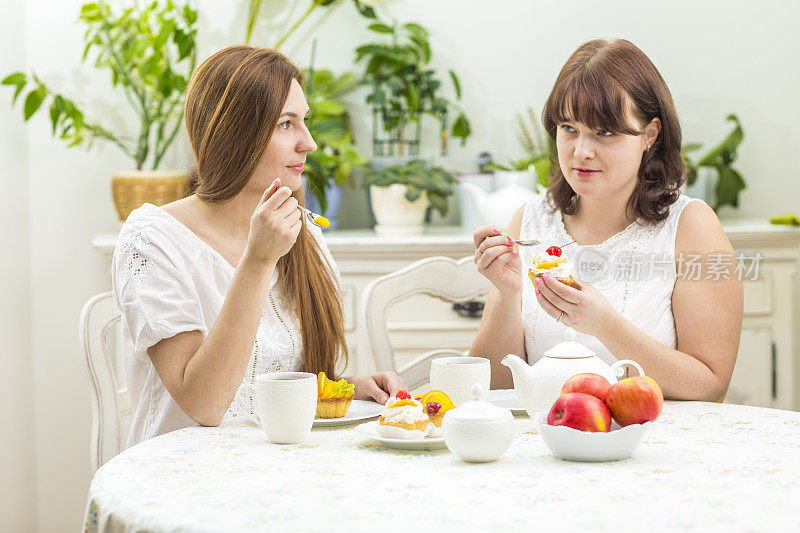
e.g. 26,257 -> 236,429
184,46 -> 348,377
542,39 -> 684,223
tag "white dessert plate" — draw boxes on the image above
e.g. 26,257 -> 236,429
487,389 -> 527,415
533,412 -> 651,462
354,421 -> 447,450
313,400 -> 383,427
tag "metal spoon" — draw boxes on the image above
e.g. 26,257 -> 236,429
468,225 -> 540,246
299,206 -> 330,228
513,238 -> 540,246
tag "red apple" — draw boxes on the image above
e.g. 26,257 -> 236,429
561,373 -> 612,402
605,376 -> 664,426
547,392 -> 612,432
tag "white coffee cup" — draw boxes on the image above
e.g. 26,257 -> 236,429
429,357 -> 491,406
234,372 -> 317,444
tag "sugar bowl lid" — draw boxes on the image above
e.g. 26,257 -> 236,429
445,383 -> 513,423
543,327 -> 595,359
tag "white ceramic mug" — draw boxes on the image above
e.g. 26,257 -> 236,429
429,357 -> 491,406
234,372 -> 317,444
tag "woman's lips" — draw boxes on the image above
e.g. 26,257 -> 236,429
288,164 -> 305,173
574,168 -> 599,178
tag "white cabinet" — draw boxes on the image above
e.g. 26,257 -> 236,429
722,222 -> 800,410
93,221 -> 800,411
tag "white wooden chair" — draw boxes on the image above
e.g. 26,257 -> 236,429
362,256 -> 492,390
80,291 -> 133,473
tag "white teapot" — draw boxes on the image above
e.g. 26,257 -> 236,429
501,327 -> 644,418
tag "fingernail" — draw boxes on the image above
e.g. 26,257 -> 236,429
535,288 -> 540,295
514,251 -> 519,256
508,236 -> 514,245
543,274 -> 549,281
491,226 -> 500,234
534,277 -> 540,285
380,395 -> 388,404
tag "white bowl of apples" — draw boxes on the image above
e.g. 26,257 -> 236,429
534,373 -> 663,462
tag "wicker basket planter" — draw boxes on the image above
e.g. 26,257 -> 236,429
111,170 -> 190,221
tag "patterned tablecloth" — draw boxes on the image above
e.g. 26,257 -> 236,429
84,401 -> 800,532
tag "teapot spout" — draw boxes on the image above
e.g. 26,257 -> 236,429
501,354 -> 536,417
501,354 -> 530,389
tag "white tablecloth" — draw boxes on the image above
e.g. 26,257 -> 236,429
84,401 -> 800,532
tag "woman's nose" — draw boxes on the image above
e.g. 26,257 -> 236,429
573,136 -> 595,159
298,126 -> 317,153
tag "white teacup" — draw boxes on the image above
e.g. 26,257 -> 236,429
235,372 -> 317,444
429,357 -> 491,406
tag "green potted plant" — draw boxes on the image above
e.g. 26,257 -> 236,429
354,19 -> 471,161
362,159 -> 457,235
302,66 -> 367,228
683,114 -> 746,211
1,0 -> 198,221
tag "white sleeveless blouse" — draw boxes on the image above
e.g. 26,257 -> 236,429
519,193 -> 704,364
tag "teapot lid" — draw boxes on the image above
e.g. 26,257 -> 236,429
445,383 -> 513,423
543,327 -> 595,359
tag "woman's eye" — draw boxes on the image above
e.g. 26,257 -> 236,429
560,124 -> 576,133
277,120 -> 291,130
597,130 -> 614,137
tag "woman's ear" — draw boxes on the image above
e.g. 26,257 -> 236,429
645,117 -> 662,149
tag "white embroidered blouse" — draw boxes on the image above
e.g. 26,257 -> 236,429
112,203 -> 338,447
518,193 -> 704,364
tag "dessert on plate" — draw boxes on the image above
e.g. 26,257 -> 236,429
316,372 -> 355,418
377,390 -> 430,439
415,390 -> 456,437
529,245 -> 573,286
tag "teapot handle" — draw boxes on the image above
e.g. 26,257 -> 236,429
611,359 -> 645,380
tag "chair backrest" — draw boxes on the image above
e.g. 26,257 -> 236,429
80,292 -> 132,473
362,256 -> 491,390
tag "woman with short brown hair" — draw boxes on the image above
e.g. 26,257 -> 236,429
113,46 -> 404,445
471,39 -> 743,401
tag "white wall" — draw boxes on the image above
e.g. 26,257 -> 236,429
2,0 -> 798,529
0,1 -> 35,531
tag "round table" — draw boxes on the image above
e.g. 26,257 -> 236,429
84,401 -> 800,532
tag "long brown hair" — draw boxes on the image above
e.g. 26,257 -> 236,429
542,39 -> 684,223
184,45 -> 347,377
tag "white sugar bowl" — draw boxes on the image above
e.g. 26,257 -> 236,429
442,383 -> 515,463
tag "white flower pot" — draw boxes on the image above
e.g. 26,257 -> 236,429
369,184 -> 428,236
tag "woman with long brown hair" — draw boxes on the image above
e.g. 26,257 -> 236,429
113,46 -> 403,445
471,39 -> 743,401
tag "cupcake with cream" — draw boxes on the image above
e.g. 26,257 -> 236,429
377,391 -> 430,439
529,245 -> 573,286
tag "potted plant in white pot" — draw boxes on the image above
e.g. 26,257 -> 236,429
2,0 -> 198,221
362,159 -> 457,236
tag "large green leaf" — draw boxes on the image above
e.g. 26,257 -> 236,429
451,113 -> 471,144
448,69 -> 461,100
353,0 -> 377,19
714,166 -> 746,210
368,23 -> 393,34
1,72 -> 26,86
23,89 -> 44,121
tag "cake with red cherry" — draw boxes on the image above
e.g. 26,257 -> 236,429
377,390 -> 430,439
529,245 -> 574,286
